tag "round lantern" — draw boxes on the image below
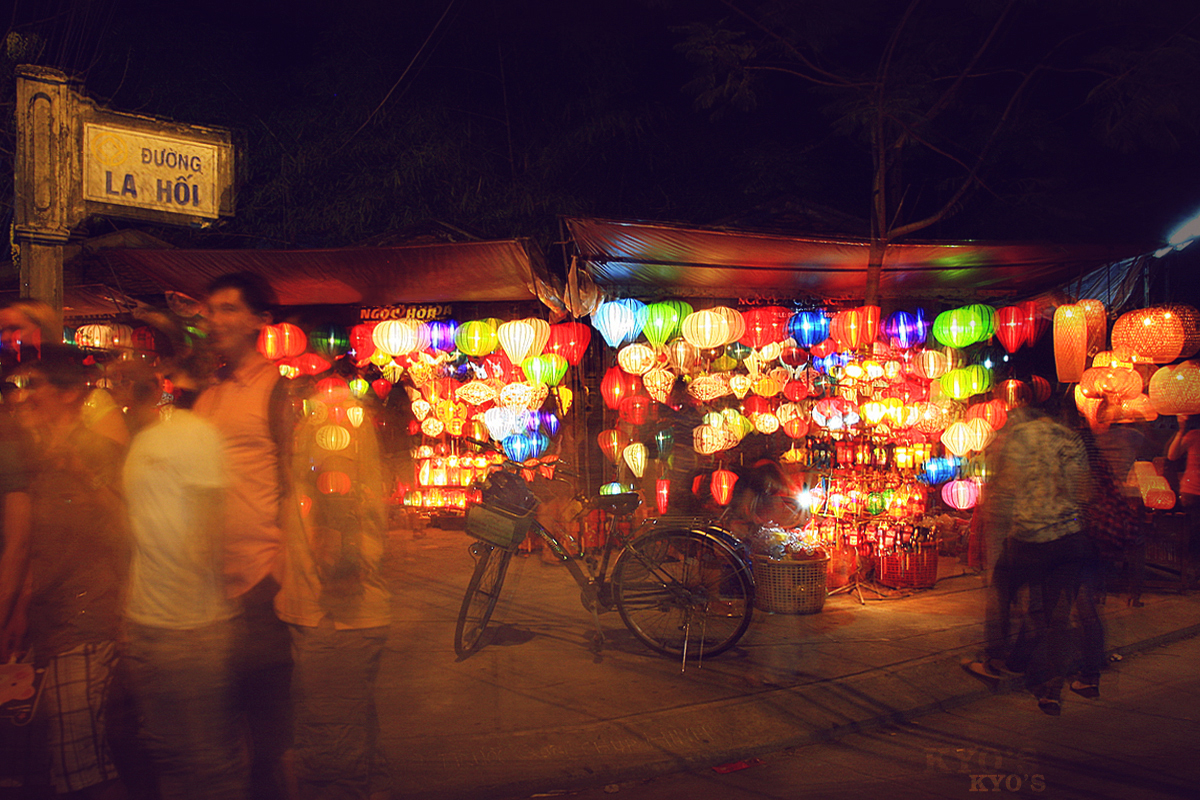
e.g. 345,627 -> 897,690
1160,304 -> 1200,359
1031,375 -> 1052,404
601,366 -> 641,410
789,310 -> 829,349
886,309 -> 927,349
598,429 -> 624,465
305,324 -> 347,360
665,338 -> 699,373
711,468 -> 738,506
681,310 -> 730,350
315,424 -> 351,452
425,320 -> 457,352
1053,304 -> 1088,383
941,421 -> 974,457
740,306 -> 790,349
349,323 -> 378,361
998,378 -> 1030,408
914,349 -> 950,380
994,305 -> 1027,354
1079,366 -> 1142,401
455,320 -> 497,356
1111,308 -> 1185,364
623,443 -> 648,478
941,479 -> 980,510
545,322 -> 591,365
294,353 -> 332,377
932,308 -> 974,349
1149,360 -> 1200,415
317,471 -> 353,495
600,482 -> 633,496
617,343 -> 657,375
965,417 -> 996,451
373,320 -> 421,357
619,395 -> 651,425
830,306 -> 879,351
643,301 -> 692,349
316,376 -> 350,404
712,306 -> 745,345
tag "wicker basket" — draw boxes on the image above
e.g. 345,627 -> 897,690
874,547 -> 939,589
752,555 -> 828,614
464,503 -> 534,550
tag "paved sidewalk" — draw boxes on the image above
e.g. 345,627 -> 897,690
377,526 -> 1200,800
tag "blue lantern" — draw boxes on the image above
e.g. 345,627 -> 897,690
886,310 -> 928,349
725,341 -> 752,361
789,310 -> 829,349
427,320 -> 459,352
502,433 -> 536,462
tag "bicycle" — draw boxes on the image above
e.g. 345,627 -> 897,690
453,445 -> 756,668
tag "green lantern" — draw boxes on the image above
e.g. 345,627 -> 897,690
309,323 -> 350,359
866,492 -> 886,515
655,428 -> 674,457
348,377 -> 370,398
932,308 -> 976,349
644,301 -> 689,349
455,320 -> 498,356
522,355 -> 553,385
725,341 -> 752,361
711,354 -> 738,372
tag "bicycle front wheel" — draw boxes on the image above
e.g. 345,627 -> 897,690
454,541 -> 514,658
612,529 -> 754,659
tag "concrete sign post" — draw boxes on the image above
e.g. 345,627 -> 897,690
13,65 -> 235,314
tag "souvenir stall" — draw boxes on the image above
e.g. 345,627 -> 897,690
564,216 -> 1155,609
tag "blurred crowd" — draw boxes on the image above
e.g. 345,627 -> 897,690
0,275 -> 391,800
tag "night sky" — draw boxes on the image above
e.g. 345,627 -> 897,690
6,0 -> 1200,252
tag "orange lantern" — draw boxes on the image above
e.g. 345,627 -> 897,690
711,468 -> 738,506
1077,299 -> 1107,356
1148,360 -> 1200,416
598,429 -> 624,465
1161,304 -> 1200,359
1079,366 -> 1142,401
1053,304 -> 1087,383
1111,308 -> 1185,364
317,471 -> 353,495
997,378 -> 1030,408
783,417 -> 810,439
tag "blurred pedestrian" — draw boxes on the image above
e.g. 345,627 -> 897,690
120,348 -> 247,799
276,385 -> 392,800
968,400 -> 1095,715
0,344 -> 129,796
194,273 -> 297,800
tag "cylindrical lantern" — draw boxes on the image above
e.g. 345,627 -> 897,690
1076,299 -> 1106,356
1053,304 -> 1087,383
656,479 -> 670,515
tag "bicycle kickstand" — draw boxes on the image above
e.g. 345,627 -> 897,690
589,602 -> 606,654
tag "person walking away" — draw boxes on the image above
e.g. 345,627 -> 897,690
275,384 -> 392,800
194,273 -> 296,800
1,345 -> 129,797
120,355 -> 247,800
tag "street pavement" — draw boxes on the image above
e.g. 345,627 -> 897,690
377,525 -> 1200,800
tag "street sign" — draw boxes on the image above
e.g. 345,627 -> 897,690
83,123 -> 222,219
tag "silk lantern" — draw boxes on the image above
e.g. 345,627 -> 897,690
1080,366 -> 1142,401
1021,299 -> 1051,347
941,479 -> 979,510
601,366 -> 641,409
309,325 -> 349,360
886,309 -> 927,349
497,319 -> 538,365
656,479 -> 671,515
665,338 -> 699,373
712,306 -> 745,345
681,310 -> 730,350
617,343 -> 656,375
619,395 -> 651,425
642,367 -> 676,404
1054,304 -> 1087,383
317,471 -> 353,495
455,320 -> 498,356
711,468 -> 738,506
789,310 -> 830,349
598,429 -> 624,465
994,305 -> 1027,354
545,322 -> 591,365
643,301 -> 692,348
941,421 -> 974,457
373,320 -> 421,357
623,443 -> 648,478
740,306 -> 790,349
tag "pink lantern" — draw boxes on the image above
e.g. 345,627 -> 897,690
941,479 -> 980,510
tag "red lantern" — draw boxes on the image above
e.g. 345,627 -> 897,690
994,306 -> 1027,354
739,306 -> 790,349
1030,375 -> 1052,404
618,395 -> 651,425
316,376 -> 349,403
350,323 -> 378,360
783,380 -> 809,402
783,417 -> 809,438
546,322 -> 592,366
317,471 -> 353,495
372,379 -> 393,400
741,395 -> 772,418
779,346 -> 808,368
711,468 -> 738,506
1021,300 -> 1051,347
656,479 -> 670,515
295,353 -> 332,376
601,366 -> 641,410
258,323 -> 308,360
810,338 -> 837,358
598,429 -> 624,465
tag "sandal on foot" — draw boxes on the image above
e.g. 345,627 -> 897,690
1070,681 -> 1100,699
1037,697 -> 1062,716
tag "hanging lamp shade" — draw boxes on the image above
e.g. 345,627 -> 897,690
681,310 -> 730,350
965,417 -> 996,451
1112,307 -> 1185,364
316,376 -> 350,404
941,421 -> 974,457
452,320 -> 494,356
1030,375 -> 1052,404
830,306 -> 879,350
425,320 -> 458,352
655,427 -> 674,457
740,306 -> 789,349
373,320 -> 421,357
315,424 -> 352,452
1053,304 -> 1087,383
1160,304 -> 1200,359
349,323 -> 378,361
656,479 -> 671,515
598,429 -> 625,465
259,323 -> 308,360
497,319 -> 538,365
783,417 -> 810,438
941,479 -> 980,510
601,366 -> 640,409
998,379 -> 1031,408
712,306 -> 745,345
317,471 -> 353,495
664,338 -> 699,373
1079,366 -> 1143,401
309,324 -> 350,360
371,378 -> 393,400
1076,299 -> 1107,356
711,468 -> 738,506
521,355 -> 555,386
994,306 -> 1027,353
789,310 -> 830,349
642,301 -> 692,348
545,321 -> 591,365
619,395 -> 651,425
1021,299 -> 1051,347
642,367 -> 676,404
617,343 -> 657,375
932,307 -> 978,349
914,349 -> 950,380
294,353 -> 332,377
1148,360 -> 1200,415
886,309 -> 927,349
623,443 -> 648,478
591,301 -> 638,348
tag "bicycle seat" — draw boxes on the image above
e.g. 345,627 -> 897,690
592,492 -> 641,516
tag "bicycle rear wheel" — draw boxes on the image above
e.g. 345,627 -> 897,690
454,541 -> 514,658
612,529 -> 754,659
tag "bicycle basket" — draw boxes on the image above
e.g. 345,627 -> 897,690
481,470 -> 538,514
465,503 -> 534,550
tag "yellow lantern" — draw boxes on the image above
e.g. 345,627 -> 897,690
622,443 -> 648,478
617,343 -> 656,375
346,406 -> 365,428
681,310 -> 730,350
497,319 -> 537,365
941,421 -> 974,457
315,424 -> 351,452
